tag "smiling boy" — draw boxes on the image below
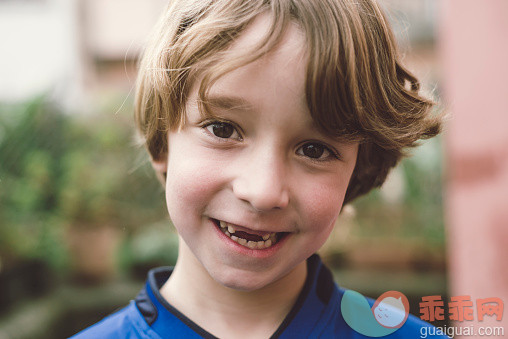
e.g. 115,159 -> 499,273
73,0 -> 444,338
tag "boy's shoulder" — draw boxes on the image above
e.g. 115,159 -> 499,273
69,267 -> 211,339
275,255 -> 448,338
71,255 -> 448,338
69,299 -> 159,339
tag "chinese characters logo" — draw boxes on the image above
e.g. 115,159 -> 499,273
420,295 -> 503,322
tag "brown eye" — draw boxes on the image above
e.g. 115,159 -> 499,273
204,121 -> 241,140
208,122 -> 234,138
297,142 -> 336,160
301,143 -> 324,158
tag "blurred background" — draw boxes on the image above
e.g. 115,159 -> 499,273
0,0 -> 506,338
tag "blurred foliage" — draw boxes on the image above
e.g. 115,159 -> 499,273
118,221 -> 179,279
0,97 -> 167,270
352,137 -> 445,247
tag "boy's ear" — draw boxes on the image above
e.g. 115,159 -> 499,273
151,155 -> 167,186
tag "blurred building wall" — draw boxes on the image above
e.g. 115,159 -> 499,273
82,0 -> 168,95
0,0 -> 82,106
441,0 -> 508,335
0,0 -> 167,108
84,0 -> 168,60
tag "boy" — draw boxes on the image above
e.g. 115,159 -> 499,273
73,0 -> 445,338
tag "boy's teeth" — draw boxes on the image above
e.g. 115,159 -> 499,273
216,219 -> 280,249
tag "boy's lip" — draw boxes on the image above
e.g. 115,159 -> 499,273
211,218 -> 291,237
218,220 -> 279,237
210,218 -> 291,256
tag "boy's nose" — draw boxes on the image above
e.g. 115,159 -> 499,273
232,149 -> 290,212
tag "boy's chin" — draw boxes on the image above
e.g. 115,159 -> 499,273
213,271 -> 275,292
206,265 -> 287,292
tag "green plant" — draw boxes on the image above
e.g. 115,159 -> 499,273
351,137 -> 445,246
0,97 -> 167,271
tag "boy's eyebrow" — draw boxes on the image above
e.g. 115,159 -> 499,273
205,95 -> 254,111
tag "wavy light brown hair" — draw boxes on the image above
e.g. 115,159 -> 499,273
135,0 -> 441,204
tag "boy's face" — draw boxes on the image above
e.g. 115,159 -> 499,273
153,16 -> 358,291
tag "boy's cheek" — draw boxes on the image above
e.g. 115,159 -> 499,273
164,158 -> 225,211
295,179 -> 348,222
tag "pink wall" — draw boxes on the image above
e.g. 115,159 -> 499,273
441,0 -> 508,336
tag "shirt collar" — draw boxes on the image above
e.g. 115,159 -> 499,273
135,254 -> 337,339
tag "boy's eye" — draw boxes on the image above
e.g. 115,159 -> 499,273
297,142 -> 337,160
204,121 -> 241,140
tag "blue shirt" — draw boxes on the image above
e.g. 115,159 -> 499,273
71,255 -> 448,338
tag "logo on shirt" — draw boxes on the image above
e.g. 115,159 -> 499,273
341,290 -> 410,337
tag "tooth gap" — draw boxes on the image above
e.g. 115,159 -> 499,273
214,219 -> 285,249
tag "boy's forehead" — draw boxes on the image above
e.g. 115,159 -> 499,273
229,12 -> 306,63
202,28 -> 310,122
231,13 -> 274,50
190,12 -> 309,117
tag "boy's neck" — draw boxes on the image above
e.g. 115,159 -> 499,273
160,241 -> 307,339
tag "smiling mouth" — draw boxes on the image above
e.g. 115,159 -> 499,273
211,219 -> 287,250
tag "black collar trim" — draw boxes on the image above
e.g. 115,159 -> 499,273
148,267 -> 219,339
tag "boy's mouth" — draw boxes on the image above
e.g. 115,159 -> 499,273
211,219 -> 287,250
